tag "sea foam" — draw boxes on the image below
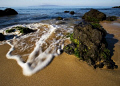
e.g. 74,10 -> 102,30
3,23 -> 72,76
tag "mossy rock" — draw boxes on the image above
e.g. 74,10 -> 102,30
63,44 -> 74,55
82,9 -> 106,22
14,26 -> 34,34
6,26 -> 34,34
101,48 -> 111,60
56,17 -> 63,20
90,23 -> 101,29
106,16 -> 117,21
6,29 -> 15,33
64,21 -> 117,69
84,16 -> 99,22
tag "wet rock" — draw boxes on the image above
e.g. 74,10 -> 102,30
70,11 -> 75,15
14,26 -> 34,34
82,9 -> 106,22
106,16 -> 117,21
64,43 -> 75,55
98,63 -> 104,68
4,8 -> 18,15
64,21 -> 117,69
56,17 -> 63,20
0,8 -> 18,16
64,11 -> 69,13
0,33 -> 5,41
87,58 -> 95,65
6,26 -> 35,34
0,10 -> 6,16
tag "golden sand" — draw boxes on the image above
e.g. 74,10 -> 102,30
0,20 -> 120,86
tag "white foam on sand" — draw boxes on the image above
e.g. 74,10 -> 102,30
4,23 -> 72,76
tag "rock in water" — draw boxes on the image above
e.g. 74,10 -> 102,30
64,22 -> 117,69
0,10 -> 6,16
70,11 -> 75,15
64,11 -> 70,13
4,8 -> 18,15
56,17 -> 63,20
0,33 -> 5,41
82,9 -> 106,22
112,6 -> 120,8
0,8 -> 18,16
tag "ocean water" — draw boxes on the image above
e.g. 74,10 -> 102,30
0,6 -> 120,29
0,6 -> 120,76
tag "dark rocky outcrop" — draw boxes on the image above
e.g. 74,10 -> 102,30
4,8 -> 18,15
64,22 -> 117,69
82,9 -> 106,22
70,11 -> 75,15
64,11 -> 75,15
112,6 -> 120,8
0,10 -> 6,16
0,33 -> 5,41
64,11 -> 70,13
0,8 -> 18,16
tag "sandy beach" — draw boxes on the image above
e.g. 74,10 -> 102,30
0,20 -> 120,86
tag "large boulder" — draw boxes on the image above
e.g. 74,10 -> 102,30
4,8 -> 18,15
82,9 -> 106,22
70,11 -> 75,15
64,22 -> 117,69
0,10 -> 6,16
0,8 -> 18,16
0,33 -> 5,41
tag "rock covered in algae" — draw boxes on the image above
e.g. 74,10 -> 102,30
82,9 -> 106,22
64,21 -> 118,69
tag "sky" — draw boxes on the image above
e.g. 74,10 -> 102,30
0,0 -> 120,7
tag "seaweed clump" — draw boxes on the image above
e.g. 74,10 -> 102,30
6,26 -> 34,34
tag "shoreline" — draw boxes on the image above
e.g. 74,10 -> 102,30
100,19 -> 120,66
0,19 -> 120,86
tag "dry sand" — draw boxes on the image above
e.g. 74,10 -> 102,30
0,20 -> 120,86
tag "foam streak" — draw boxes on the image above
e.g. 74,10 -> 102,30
6,24 -> 64,76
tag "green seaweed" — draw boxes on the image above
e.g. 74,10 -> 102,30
14,26 -> 34,34
74,39 -> 79,45
86,16 -> 99,22
70,33 -> 74,42
74,48 -> 80,57
6,29 -> 15,33
101,48 -> 110,60
91,23 -> 101,29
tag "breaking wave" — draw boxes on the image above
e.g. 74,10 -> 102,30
0,23 -> 73,76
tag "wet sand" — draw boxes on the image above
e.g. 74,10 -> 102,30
0,20 -> 120,86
